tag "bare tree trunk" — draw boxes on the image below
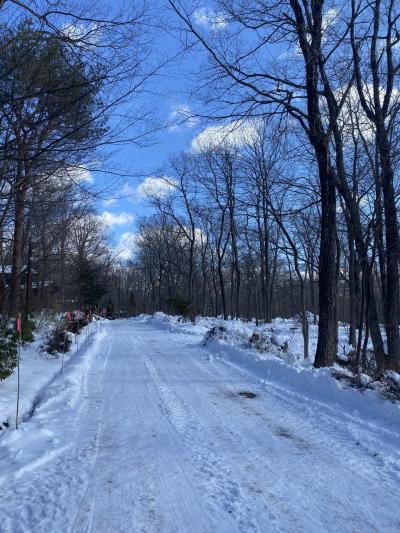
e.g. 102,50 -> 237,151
217,253 -> 227,320
347,231 -> 360,348
377,131 -> 400,370
350,0 -> 400,371
10,176 -> 28,315
314,161 -> 338,367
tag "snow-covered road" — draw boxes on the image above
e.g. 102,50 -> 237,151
0,320 -> 399,533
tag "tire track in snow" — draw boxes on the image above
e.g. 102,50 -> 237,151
142,352 -> 270,533
75,331 -> 216,533
143,330 -> 398,533
144,348 -> 312,531
71,337 -> 113,533
163,329 -> 400,489
210,350 -> 400,488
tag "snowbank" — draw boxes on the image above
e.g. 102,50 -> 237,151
140,313 -> 400,434
0,319 -> 99,433
0,322 -> 105,483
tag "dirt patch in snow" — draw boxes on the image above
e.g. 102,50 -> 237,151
274,426 -> 293,439
238,391 -> 257,399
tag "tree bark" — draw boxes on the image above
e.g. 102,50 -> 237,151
10,174 -> 28,315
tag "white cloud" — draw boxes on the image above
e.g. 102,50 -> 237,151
74,167 -> 94,185
168,104 -> 198,132
102,183 -> 137,207
137,176 -> 177,200
103,197 -> 117,207
101,211 -> 135,227
51,166 -> 95,186
191,119 -> 261,151
120,183 -> 137,198
194,7 -> 227,31
115,232 -> 137,261
336,84 -> 399,142
61,22 -> 101,47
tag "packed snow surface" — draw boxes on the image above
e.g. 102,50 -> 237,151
0,317 -> 399,532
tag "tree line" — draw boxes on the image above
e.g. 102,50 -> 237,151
1,0 -> 400,376
0,1 -> 152,319
122,0 -> 400,373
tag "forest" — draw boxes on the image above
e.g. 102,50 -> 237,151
1,0 -> 400,380
123,0 -> 400,374
0,0 -> 152,378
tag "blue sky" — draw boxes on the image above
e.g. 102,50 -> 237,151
94,2 -> 206,260
99,126 -> 196,259
92,0 -> 258,260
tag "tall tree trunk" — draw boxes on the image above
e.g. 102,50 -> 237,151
290,0 -> 338,366
10,179 -> 28,315
217,252 -> 227,320
188,237 -> 195,320
350,0 -> 400,371
262,195 -> 272,322
314,161 -> 338,368
377,129 -> 400,370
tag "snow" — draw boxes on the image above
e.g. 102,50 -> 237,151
0,320 -> 97,432
148,313 -> 400,416
0,316 -> 399,532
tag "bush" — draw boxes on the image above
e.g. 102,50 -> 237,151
21,315 -> 35,344
65,318 -> 88,334
0,331 -> 18,381
44,328 -> 72,356
34,310 -> 57,335
78,318 -> 89,329
249,331 -> 288,355
66,319 -> 80,334
203,325 -> 229,345
169,297 -> 191,317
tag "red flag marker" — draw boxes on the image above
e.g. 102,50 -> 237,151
16,315 -> 21,335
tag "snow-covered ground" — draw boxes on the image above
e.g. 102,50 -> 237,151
0,320 -> 98,433
0,316 -> 399,532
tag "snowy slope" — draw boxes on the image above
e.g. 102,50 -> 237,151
0,318 -> 399,532
0,321 -> 97,432
148,313 -> 400,423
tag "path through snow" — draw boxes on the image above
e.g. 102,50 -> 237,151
0,320 -> 399,532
